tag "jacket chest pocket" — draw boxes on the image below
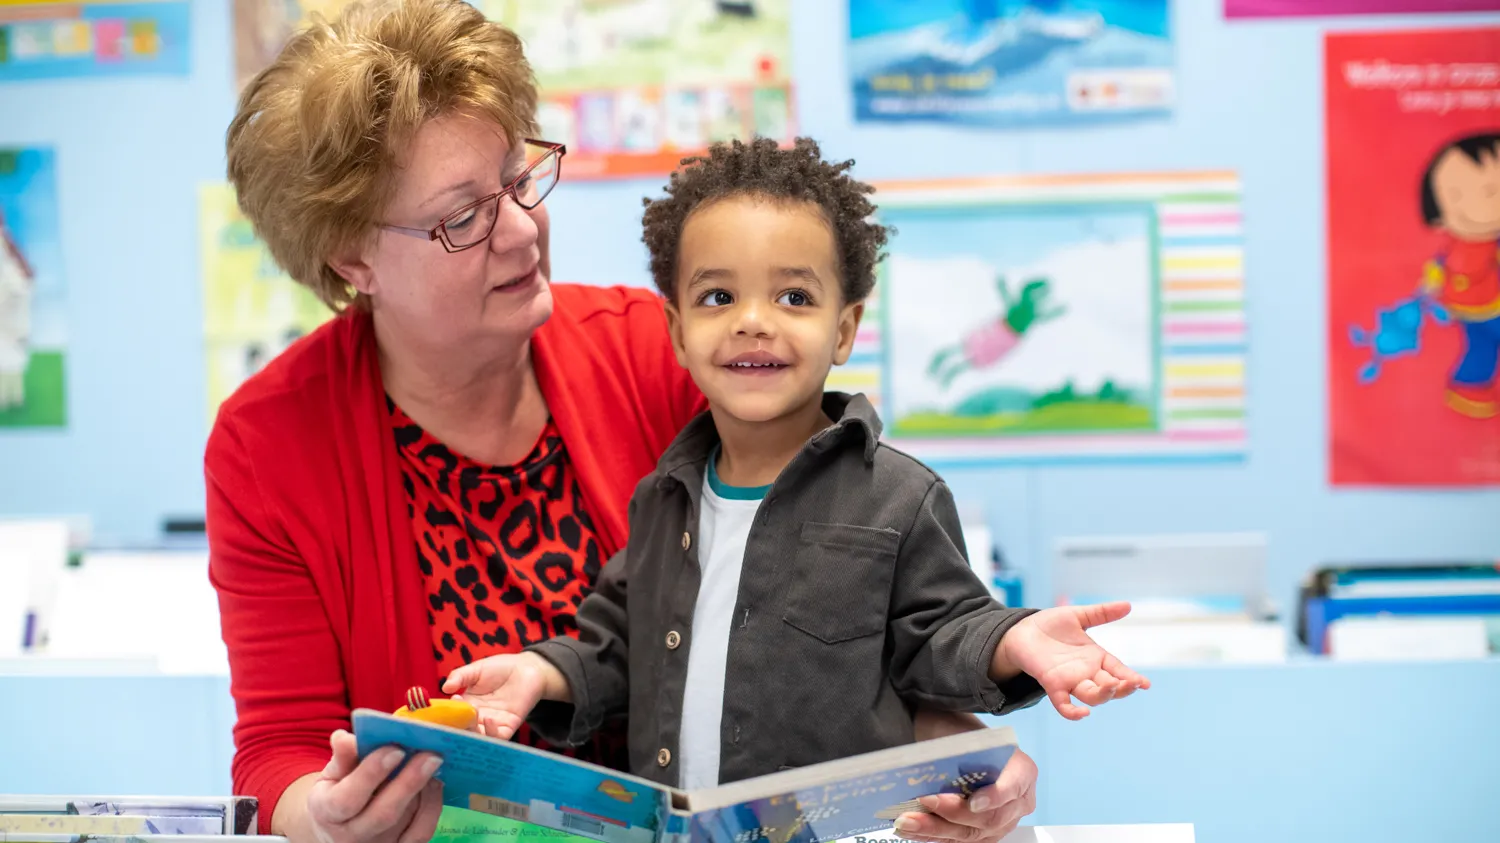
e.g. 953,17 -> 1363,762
782,521 -> 899,644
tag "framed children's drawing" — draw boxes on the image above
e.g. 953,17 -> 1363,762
827,170 -> 1248,467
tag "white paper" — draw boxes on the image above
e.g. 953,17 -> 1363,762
0,519 -> 68,657
44,549 -> 228,674
1086,620 -> 1287,666
1329,616 -> 1490,662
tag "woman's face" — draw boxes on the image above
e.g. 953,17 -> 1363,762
335,112 -> 554,353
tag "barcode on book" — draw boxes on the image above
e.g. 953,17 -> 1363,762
469,794 -> 530,822
561,813 -> 606,837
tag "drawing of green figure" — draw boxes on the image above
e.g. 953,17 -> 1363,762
928,275 -> 1066,389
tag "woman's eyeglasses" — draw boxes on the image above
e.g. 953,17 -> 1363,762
381,139 -> 566,253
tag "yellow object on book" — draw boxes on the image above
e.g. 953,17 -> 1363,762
395,685 -> 478,731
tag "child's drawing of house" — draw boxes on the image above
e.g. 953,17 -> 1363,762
0,210 -> 35,411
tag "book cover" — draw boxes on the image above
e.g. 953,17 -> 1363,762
354,710 -> 674,843
352,709 -> 1019,843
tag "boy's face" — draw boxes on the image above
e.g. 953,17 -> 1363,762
665,195 -> 863,426
1432,145 -> 1500,240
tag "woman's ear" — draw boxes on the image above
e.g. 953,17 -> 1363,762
329,240 -> 377,297
832,301 -> 865,366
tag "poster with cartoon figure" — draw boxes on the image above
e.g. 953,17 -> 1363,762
0,148 -> 65,429
1327,27 -> 1500,486
828,171 -> 1247,466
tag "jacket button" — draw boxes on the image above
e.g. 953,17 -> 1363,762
657,748 -> 672,767
681,531 -> 691,551
665,630 -> 681,649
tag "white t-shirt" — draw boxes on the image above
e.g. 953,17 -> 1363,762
676,452 -> 768,790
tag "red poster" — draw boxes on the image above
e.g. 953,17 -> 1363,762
1327,27 -> 1500,486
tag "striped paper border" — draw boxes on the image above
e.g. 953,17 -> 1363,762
825,171 -> 1247,466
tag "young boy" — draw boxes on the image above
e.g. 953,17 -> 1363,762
444,136 -> 1147,792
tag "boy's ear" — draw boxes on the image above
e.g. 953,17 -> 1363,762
664,297 -> 690,369
832,300 -> 865,366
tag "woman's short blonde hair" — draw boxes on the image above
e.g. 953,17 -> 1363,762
226,0 -> 538,310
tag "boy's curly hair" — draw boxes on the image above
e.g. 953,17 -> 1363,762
641,136 -> 890,303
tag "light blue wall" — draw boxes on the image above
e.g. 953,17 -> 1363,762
2,1 -> 1498,610
2,1 -> 1499,601
2,2 -> 1500,838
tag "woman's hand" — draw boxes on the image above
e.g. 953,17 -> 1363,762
897,749 -> 1037,843
905,709 -> 1038,843
290,729 -> 444,843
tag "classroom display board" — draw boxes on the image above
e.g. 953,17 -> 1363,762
0,147 -> 66,429
232,0 -> 794,180
1326,26 -> 1500,486
847,0 -> 1174,127
824,171 -> 1247,466
200,184 -> 332,426
0,0 -> 190,82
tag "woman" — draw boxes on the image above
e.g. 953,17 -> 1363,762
208,2 -> 1041,842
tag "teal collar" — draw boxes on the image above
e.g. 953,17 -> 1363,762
706,446 -> 771,501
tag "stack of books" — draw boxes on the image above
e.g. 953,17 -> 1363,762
0,795 -> 264,842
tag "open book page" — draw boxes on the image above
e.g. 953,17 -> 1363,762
680,727 -> 1018,843
354,710 -> 676,843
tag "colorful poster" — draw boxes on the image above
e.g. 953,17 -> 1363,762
233,0 -> 794,180
1228,1 -> 1500,18
0,1 -> 189,81
828,171 -> 1246,466
484,0 -> 795,180
1327,28 -> 1500,486
200,183 -> 332,425
232,0 -> 355,91
847,0 -> 1174,127
0,148 -> 65,429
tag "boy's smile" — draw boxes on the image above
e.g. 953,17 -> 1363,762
723,348 -> 790,375
665,195 -> 863,430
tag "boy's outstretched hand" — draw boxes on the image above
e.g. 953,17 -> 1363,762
441,652 -> 570,739
994,602 -> 1149,720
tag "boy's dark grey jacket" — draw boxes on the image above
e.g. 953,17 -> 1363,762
527,392 -> 1042,787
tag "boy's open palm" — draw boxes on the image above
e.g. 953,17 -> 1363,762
1000,602 -> 1149,720
441,653 -> 564,740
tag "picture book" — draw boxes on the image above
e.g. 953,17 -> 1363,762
351,708 -> 1020,843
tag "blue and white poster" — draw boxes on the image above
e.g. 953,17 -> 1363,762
848,0 -> 1174,127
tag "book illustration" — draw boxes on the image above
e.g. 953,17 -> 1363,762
352,708 -> 1019,843
869,769 -> 998,821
